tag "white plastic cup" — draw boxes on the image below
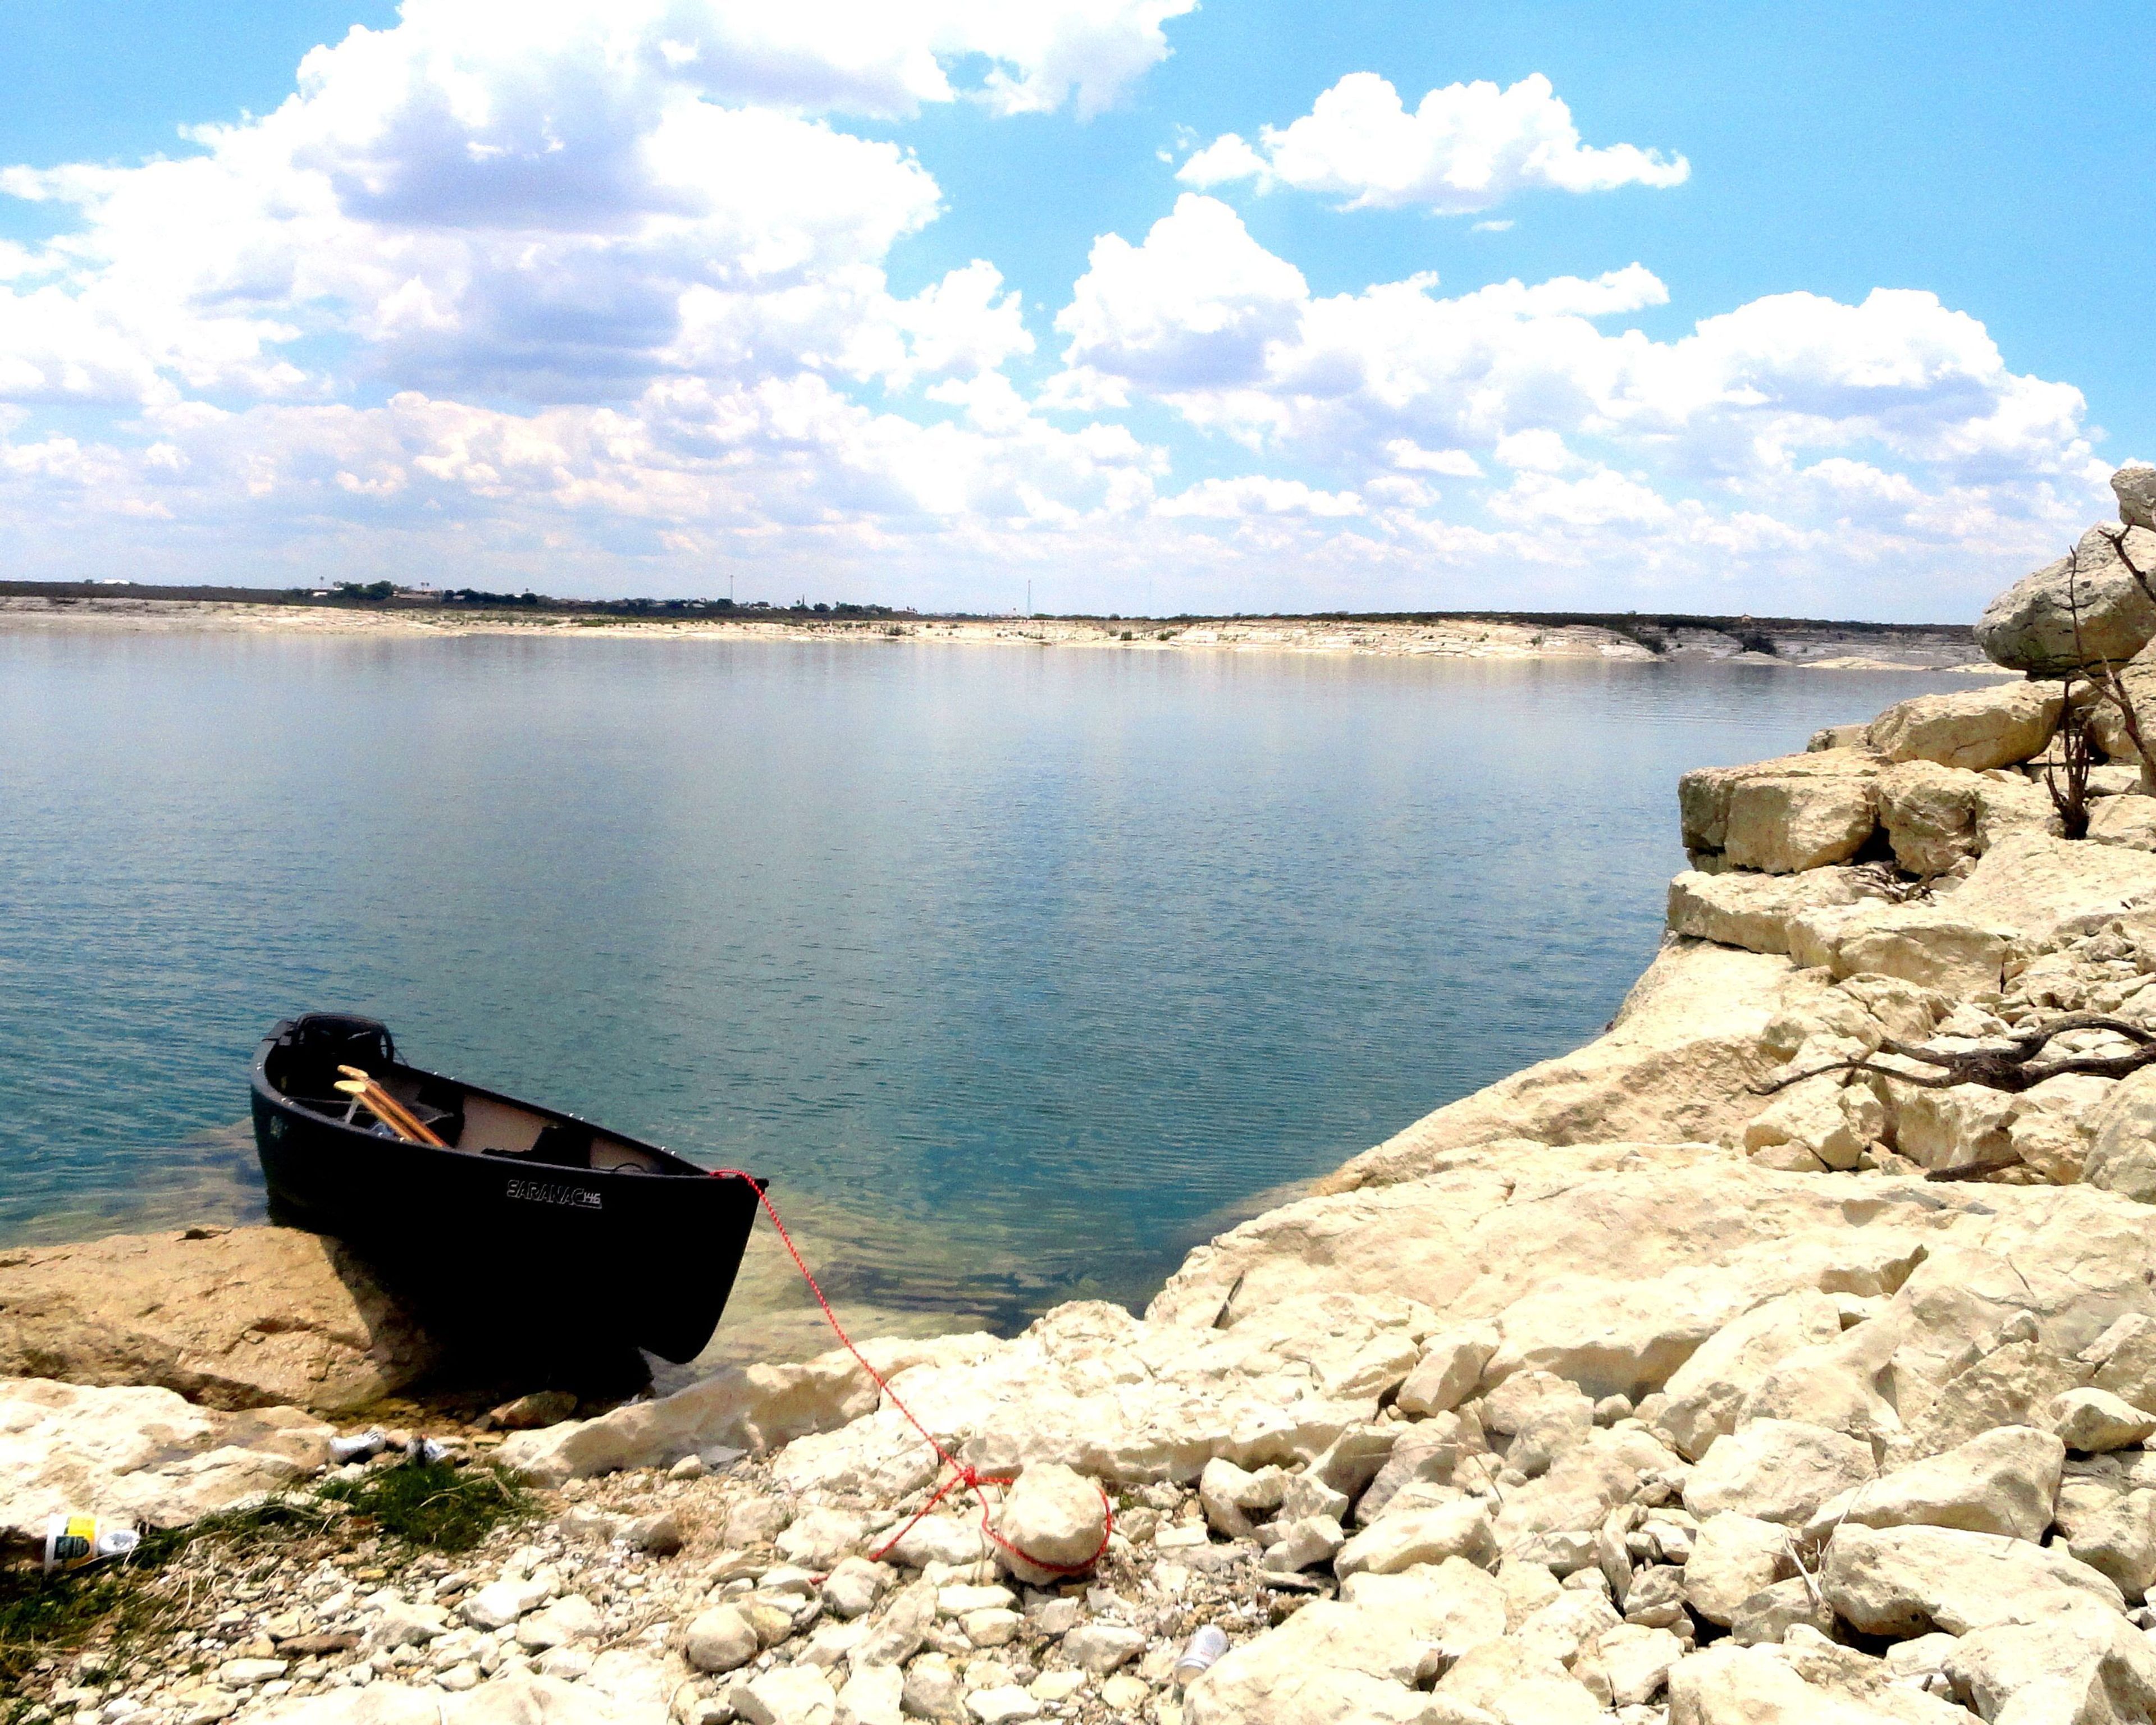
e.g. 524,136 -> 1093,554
1173,1625 -> 1228,1687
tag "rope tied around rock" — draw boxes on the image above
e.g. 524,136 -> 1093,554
709,1170 -> 1112,1575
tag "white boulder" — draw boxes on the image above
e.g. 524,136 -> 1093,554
1820,1522 -> 2125,1636
0,1378 -> 331,1538
1977,524 -> 2156,674
1800,1424 -> 2064,1544
1866,682 -> 2064,772
2051,1388 -> 2156,1453
1682,1419 -> 1874,1526
990,1463 -> 1107,1585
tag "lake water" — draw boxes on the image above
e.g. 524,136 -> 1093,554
0,633 -> 1971,1342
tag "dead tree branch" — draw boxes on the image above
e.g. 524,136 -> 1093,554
1753,1011 -> 2156,1097
2066,528 -> 2156,788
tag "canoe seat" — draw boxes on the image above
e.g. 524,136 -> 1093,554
482,1123 -> 592,1169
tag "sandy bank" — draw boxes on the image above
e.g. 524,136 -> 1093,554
0,594 -> 2002,672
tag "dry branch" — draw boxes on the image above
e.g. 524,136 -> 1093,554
1753,1010 -> 2156,1097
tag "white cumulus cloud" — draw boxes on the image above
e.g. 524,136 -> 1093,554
0,7 -> 2121,617
1177,72 -> 1688,214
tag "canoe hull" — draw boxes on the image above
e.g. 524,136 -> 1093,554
250,1026 -> 760,1366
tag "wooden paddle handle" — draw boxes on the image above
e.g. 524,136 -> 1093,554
336,1068 -> 447,1147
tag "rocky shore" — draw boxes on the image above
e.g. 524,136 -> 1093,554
13,465 -> 2156,1725
0,595 -> 1997,672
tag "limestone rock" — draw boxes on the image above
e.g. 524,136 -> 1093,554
2090,794 -> 2156,852
1308,1422 -> 1400,1496
835,1665 -> 903,1725
774,1294 -> 1428,1495
2117,465 -> 2156,533
488,1390 -> 578,1431
1655,1292 -> 1844,1462
1875,759 -> 2057,876
1866,681 -> 2064,772
991,1463 -> 1107,1585
514,1595 -> 596,1651
1944,1604 -> 2156,1725
1511,1586 -> 1620,1668
1397,1326 -> 1499,1417
1730,1575 -> 1834,1644
247,1690 -> 444,1725
1682,1419 -> 1873,1525
1678,750 -> 1881,872
1621,1562 -> 1687,1628
255,1679 -> 612,1725
684,1605 -> 760,1674
1666,868 -> 1888,957
1820,1522 -> 2125,1636
1061,1624 -> 1145,1674
1666,1642 -> 1959,1725
1743,1078 -> 1883,1175
1199,1457 -> 1280,1537
1482,1371 -> 1593,1471
2064,1488 -> 2156,1598
1892,1335 -> 2090,1465
1725,763 -> 1881,873
2052,1388 -> 2156,1453
1262,1514 -> 1344,1572
851,1580 -> 934,1668
462,1575 -> 550,1631
1831,910 -> 2018,995
876,1514 -> 983,1569
1334,1499 -> 1495,1577
2085,1068 -> 2156,1203
1811,831 -> 2156,993
500,1333 -> 997,1484
736,1666 -> 838,1725
1433,1637 -> 1602,1725
1596,1623 -> 1683,1708
1977,524 -> 2156,674
775,1507 -> 872,1569
0,1225 -> 438,1414
899,1658 -> 959,1722
1800,1425 -> 2064,1544
1183,1598 -> 1445,1725
2091,1314 -> 2156,1409
1359,1419 -> 1472,1522
2076,660 -> 2156,769
1682,1513 -> 1794,1627
0,1376 -> 331,1538
1341,1557 -> 1509,1656
820,1556 -> 891,1619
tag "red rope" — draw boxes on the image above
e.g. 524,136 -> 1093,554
710,1170 -> 1111,1575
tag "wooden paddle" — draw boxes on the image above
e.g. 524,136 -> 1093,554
335,1067 -> 447,1146
334,1078 -> 445,1146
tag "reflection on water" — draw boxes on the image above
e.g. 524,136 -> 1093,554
0,634 -> 1974,1329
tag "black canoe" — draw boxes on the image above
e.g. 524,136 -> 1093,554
250,1013 -> 761,1366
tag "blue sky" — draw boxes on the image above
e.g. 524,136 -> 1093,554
0,1 -> 2146,617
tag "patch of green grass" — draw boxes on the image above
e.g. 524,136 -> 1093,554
314,1461 -> 529,1553
0,1465 -> 529,1701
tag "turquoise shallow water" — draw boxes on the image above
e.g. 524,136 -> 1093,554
0,633 -> 1970,1323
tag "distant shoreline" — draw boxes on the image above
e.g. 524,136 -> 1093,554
0,592 -> 2004,672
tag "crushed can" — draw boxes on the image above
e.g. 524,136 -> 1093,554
44,1513 -> 141,1576
329,1427 -> 387,1463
